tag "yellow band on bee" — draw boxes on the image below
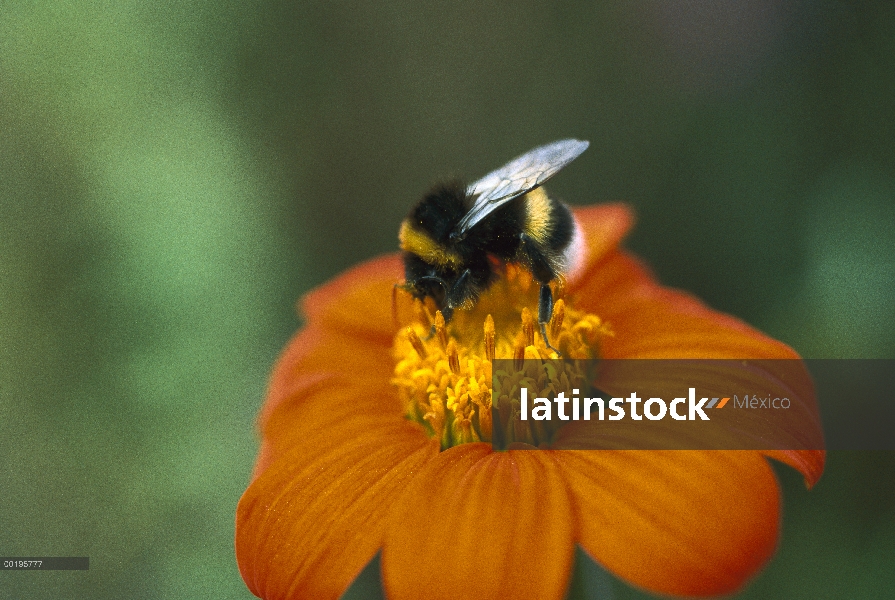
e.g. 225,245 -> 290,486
399,221 -> 463,269
523,187 -> 551,245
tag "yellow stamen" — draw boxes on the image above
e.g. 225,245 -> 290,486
391,268 -> 611,449
406,327 -> 427,358
521,307 -> 535,347
549,299 -> 565,340
446,340 -> 461,375
513,332 -> 526,372
484,314 -> 496,363
434,310 -> 448,349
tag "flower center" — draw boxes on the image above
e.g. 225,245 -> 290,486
392,265 -> 612,449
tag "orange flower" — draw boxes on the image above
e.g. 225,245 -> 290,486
235,205 -> 824,600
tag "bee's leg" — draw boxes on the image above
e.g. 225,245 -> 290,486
518,232 -> 562,357
446,269 -> 471,310
538,284 -> 563,357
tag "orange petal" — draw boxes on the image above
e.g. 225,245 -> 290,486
763,449 -> 825,488
555,358 -> 825,485
382,444 -> 575,600
574,250 -> 800,359
300,254 -> 409,344
250,318 -> 407,479
236,417 -> 438,600
258,324 -> 398,438
556,450 -> 780,596
255,375 -> 412,476
570,249 -> 825,485
568,203 -> 636,286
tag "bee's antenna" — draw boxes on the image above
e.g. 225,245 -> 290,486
393,283 -> 416,330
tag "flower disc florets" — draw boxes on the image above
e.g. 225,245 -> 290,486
392,265 -> 612,449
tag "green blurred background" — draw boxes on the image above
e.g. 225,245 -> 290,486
1,1 -> 893,598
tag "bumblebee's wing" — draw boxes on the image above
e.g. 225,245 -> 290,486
453,139 -> 589,236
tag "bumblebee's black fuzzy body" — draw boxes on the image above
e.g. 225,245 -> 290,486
398,139 -> 589,353
400,179 -> 576,324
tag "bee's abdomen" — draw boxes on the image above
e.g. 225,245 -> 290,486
516,188 -> 580,282
522,188 -> 574,252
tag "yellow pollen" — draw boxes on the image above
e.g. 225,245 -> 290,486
434,310 -> 448,349
521,307 -> 535,347
391,268 -> 612,449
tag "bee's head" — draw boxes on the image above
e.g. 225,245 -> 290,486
400,251 -> 450,305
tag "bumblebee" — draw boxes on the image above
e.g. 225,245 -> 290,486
399,139 -> 589,354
